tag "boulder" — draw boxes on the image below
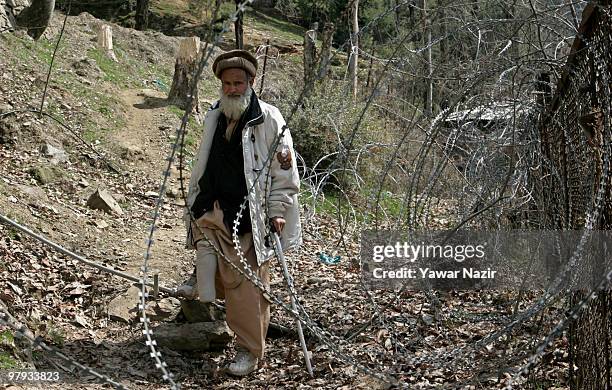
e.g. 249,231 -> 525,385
72,57 -> 103,79
29,165 -> 62,184
0,111 -> 18,144
151,321 -> 232,351
42,142 -> 68,164
15,184 -> 49,205
147,297 -> 181,322
180,300 -> 224,323
107,286 -> 140,323
87,188 -> 123,215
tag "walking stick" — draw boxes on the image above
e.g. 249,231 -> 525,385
271,230 -> 314,377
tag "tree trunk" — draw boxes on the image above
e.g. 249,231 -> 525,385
349,0 -> 359,100
97,24 -> 118,62
317,22 -> 334,80
168,37 -> 201,114
303,24 -> 317,86
135,0 -> 149,31
234,0 -> 243,49
14,0 -> 55,40
423,0 -> 432,116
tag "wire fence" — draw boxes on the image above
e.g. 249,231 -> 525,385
1,0 -> 611,389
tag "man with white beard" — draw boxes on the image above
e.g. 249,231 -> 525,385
179,50 -> 302,376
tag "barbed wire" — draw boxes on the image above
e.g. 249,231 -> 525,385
0,302 -> 126,388
1,0 -> 610,388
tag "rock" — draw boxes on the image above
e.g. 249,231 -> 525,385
0,103 -> 13,114
151,321 -> 232,351
42,143 -> 68,164
166,188 -> 178,198
114,193 -> 126,204
92,219 -> 109,229
0,113 -> 18,144
87,188 -> 123,215
421,314 -> 434,326
78,178 -> 89,187
15,184 -> 49,204
120,144 -> 144,161
29,165 -> 62,185
147,297 -> 181,321
180,300 -> 224,323
72,57 -> 103,78
306,277 -> 334,285
108,286 -> 141,323
144,191 -> 159,198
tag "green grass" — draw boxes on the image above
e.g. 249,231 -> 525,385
2,34 -> 57,66
47,326 -> 65,347
87,47 -> 130,86
0,330 -> 14,346
167,106 -> 201,151
301,184 -> 407,227
245,9 -> 307,44
0,351 -> 18,369
152,0 -> 234,24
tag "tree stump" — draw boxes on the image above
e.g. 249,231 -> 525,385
303,24 -> 317,86
317,22 -> 335,80
97,24 -> 118,62
14,0 -> 55,40
167,36 -> 201,114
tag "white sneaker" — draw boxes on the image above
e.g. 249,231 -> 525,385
175,273 -> 197,299
227,348 -> 258,376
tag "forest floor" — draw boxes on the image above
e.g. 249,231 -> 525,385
0,9 -> 570,390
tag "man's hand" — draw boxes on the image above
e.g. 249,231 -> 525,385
270,216 -> 286,233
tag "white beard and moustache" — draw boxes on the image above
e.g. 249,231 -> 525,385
219,87 -> 252,121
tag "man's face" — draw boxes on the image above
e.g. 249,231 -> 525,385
221,68 -> 253,97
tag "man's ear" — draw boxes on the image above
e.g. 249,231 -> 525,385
249,76 -> 256,87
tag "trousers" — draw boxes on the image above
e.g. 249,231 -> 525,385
191,201 -> 270,359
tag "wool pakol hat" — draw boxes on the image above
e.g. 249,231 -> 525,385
212,49 -> 258,79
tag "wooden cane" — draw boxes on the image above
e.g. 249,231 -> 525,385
271,231 -> 314,377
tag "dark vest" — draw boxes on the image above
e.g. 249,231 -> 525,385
191,91 -> 263,235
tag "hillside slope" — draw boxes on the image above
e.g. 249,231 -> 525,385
0,8 -> 570,390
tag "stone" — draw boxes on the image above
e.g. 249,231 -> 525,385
42,142 -> 68,164
72,57 -> 103,78
107,286 -> 140,323
15,184 -> 49,205
29,165 -> 61,185
0,113 -> 18,144
180,299 -> 224,323
421,314 -> 434,326
92,219 -> 109,229
165,188 -> 179,199
87,188 -> 123,215
0,103 -> 13,114
151,321 -> 232,351
120,144 -> 144,161
147,297 -> 181,322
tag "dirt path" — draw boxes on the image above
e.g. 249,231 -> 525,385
110,88 -> 193,288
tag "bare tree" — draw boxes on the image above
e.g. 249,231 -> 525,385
303,22 -> 317,86
234,0 -> 243,49
423,0 -> 432,116
135,0 -> 149,31
349,0 -> 359,100
317,22 -> 334,80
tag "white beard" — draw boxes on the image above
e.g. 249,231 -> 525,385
219,87 -> 252,120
